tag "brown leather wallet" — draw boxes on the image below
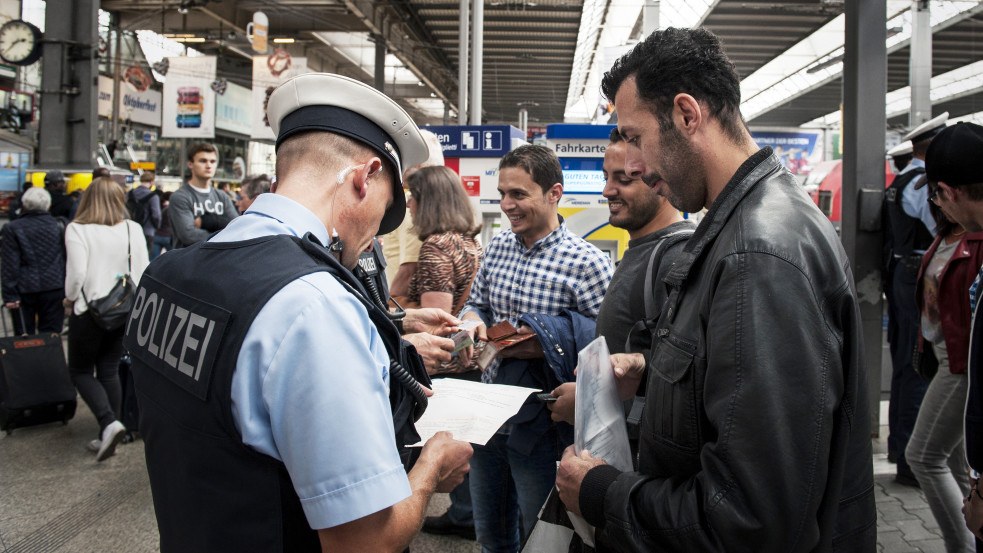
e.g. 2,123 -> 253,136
476,321 -> 537,370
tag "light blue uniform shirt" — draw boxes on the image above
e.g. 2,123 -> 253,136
899,158 -> 937,247
212,193 -> 411,529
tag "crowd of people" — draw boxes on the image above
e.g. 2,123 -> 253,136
5,24 -> 983,553
0,144 -> 268,463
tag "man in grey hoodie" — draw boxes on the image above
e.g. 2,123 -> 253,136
167,142 -> 237,248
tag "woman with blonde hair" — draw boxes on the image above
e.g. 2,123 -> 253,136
64,177 -> 149,461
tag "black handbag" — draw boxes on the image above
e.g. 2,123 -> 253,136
912,339 -> 939,382
81,223 -> 137,331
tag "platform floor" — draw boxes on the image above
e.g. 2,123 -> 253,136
0,395 -> 948,553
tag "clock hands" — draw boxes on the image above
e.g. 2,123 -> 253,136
3,38 -> 25,56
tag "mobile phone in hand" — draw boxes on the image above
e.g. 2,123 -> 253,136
535,392 -> 557,403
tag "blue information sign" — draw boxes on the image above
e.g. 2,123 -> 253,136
423,125 -> 524,158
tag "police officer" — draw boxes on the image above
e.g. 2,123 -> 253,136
125,73 -> 472,553
884,112 -> 947,486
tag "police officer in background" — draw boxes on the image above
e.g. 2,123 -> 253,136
125,73 -> 472,553
884,113 -> 947,486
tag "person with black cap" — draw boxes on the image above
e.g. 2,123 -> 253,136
125,73 -> 472,553
44,170 -> 76,220
916,122 -> 983,546
884,112 -> 948,487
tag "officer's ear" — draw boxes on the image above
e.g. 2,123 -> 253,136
353,158 -> 385,199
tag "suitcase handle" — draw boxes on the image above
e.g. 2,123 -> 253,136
2,305 -> 29,336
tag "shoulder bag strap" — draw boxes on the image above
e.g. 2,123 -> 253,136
81,221 -> 133,305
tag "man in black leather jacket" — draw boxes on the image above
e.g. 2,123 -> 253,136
555,27 -> 876,552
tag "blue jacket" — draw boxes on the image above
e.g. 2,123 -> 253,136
489,310 -> 596,455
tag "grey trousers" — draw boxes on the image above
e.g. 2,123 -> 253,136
906,344 -> 975,553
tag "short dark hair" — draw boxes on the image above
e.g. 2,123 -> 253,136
958,182 -> 983,202
240,174 -> 272,200
187,142 -> 217,162
601,27 -> 747,144
608,128 -> 623,143
92,167 -> 111,179
499,144 -> 563,194
406,166 -> 479,239
140,171 -> 155,183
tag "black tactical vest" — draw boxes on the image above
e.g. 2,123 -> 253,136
124,233 -> 429,553
884,167 -> 933,257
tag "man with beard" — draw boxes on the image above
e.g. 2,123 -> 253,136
555,27 -> 876,552
547,128 -> 694,424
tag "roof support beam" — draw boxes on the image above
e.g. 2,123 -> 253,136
340,0 -> 457,115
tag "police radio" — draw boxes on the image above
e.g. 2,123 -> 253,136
352,241 -> 428,420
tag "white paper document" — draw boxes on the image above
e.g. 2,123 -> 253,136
574,337 -> 633,471
410,378 -> 539,446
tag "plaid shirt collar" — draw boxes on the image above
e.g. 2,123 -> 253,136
508,215 -> 566,253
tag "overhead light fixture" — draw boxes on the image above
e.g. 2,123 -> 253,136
272,38 -> 295,44
806,54 -> 844,74
174,37 -> 205,43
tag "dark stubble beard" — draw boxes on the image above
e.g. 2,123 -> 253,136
648,124 -> 708,214
612,192 -> 663,233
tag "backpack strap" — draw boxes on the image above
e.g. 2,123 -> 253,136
642,228 -> 695,321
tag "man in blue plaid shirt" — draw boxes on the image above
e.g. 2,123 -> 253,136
459,144 -> 614,552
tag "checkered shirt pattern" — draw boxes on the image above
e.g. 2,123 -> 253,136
462,221 -> 614,383
972,264 -> 983,313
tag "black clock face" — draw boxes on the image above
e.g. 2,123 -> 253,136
0,20 -> 41,66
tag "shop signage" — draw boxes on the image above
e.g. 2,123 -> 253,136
119,81 -> 162,127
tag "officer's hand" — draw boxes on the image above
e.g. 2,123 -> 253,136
403,308 -> 461,337
612,353 -> 646,400
420,431 -> 473,493
4,301 -> 18,309
548,382 -> 576,424
556,446 -> 607,517
402,332 -> 455,373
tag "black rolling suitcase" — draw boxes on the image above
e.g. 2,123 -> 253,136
0,308 -> 76,434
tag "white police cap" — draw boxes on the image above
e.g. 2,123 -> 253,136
902,112 -> 949,144
267,73 -> 430,235
886,141 -> 912,157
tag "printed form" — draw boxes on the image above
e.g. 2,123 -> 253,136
411,378 -> 539,446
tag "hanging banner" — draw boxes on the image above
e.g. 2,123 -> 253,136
251,51 -> 308,140
215,81 -> 252,136
161,55 -> 217,138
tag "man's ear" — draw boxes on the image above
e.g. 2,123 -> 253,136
546,182 -> 563,204
673,93 -> 703,136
